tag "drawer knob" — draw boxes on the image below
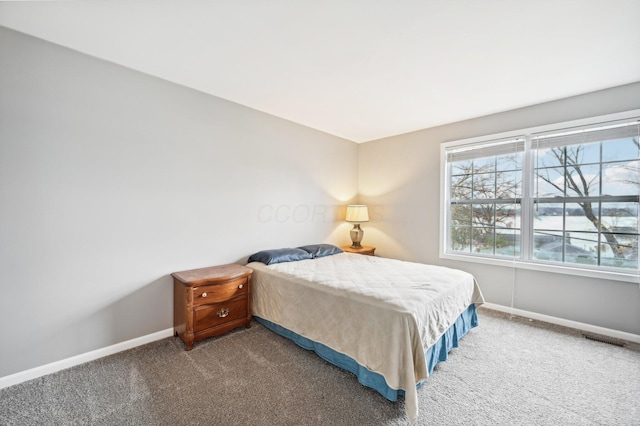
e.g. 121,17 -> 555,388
217,308 -> 230,318
238,284 -> 243,289
201,292 -> 207,298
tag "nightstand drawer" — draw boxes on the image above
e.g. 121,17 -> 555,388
194,297 -> 248,332
193,277 -> 248,305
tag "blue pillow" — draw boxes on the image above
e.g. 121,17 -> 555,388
297,244 -> 343,259
247,248 -> 313,265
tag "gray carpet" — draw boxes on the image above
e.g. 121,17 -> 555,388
1,308 -> 639,425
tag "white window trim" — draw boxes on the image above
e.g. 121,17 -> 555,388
439,109 -> 640,284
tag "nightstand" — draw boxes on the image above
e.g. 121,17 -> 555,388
341,245 -> 376,256
172,263 -> 252,350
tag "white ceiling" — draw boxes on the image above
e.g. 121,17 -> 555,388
1,1 -> 639,143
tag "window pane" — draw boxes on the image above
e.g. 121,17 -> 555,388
473,157 -> 495,173
496,171 -> 521,198
473,173 -> 495,199
534,203 -> 564,231
565,202 -> 597,233
536,147 -> 564,168
565,143 -> 600,166
496,203 -> 520,229
472,204 -> 494,227
601,233 -> 638,269
451,174 -> 472,199
602,161 -> 639,196
600,202 -> 638,234
536,167 -> 565,197
602,137 -> 640,162
496,230 -> 520,257
452,159 -> 473,175
450,226 -> 471,252
533,231 -> 563,261
563,232 -> 598,266
565,164 -> 600,197
472,229 -> 495,254
496,152 -> 522,171
450,204 -> 472,226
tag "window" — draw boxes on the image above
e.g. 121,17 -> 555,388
447,137 -> 524,258
442,112 -> 640,281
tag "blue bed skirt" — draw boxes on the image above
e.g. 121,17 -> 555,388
255,304 -> 479,401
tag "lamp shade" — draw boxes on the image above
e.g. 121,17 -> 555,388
345,205 -> 369,223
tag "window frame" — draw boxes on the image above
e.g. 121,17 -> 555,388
440,109 -> 640,284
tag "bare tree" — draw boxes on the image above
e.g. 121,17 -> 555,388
537,146 -> 625,259
450,161 -> 519,251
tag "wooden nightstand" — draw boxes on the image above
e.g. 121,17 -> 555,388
172,263 -> 252,350
341,245 -> 376,256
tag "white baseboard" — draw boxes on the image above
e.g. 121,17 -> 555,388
482,303 -> 640,344
0,328 -> 174,390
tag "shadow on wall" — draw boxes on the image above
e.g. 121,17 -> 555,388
347,202 -> 432,262
362,226 -> 415,261
106,275 -> 174,342
60,276 -> 175,348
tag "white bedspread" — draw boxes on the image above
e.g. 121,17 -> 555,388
248,253 -> 484,420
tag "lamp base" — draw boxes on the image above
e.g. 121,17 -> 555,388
350,224 -> 364,249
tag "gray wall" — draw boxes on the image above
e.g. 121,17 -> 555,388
0,27 -> 357,377
359,82 -> 640,335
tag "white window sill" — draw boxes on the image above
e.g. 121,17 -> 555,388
440,252 -> 640,284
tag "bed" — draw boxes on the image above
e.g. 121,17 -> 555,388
246,244 -> 485,420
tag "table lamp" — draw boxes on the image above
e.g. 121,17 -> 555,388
345,205 -> 369,248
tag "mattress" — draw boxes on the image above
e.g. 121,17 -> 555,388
248,252 -> 484,420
